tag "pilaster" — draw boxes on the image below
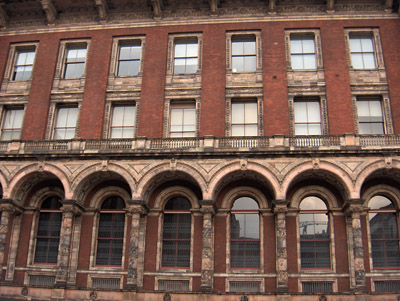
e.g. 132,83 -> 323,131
199,200 -> 217,292
126,200 -> 149,290
273,199 -> 290,292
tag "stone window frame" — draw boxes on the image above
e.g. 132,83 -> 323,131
109,36 -> 145,78
54,39 -> 90,80
352,94 -> 393,135
299,279 -> 338,293
154,186 -> 200,273
103,101 -> 139,139
0,104 -> 25,141
225,97 -> 264,137
371,278 -> 400,293
163,98 -> 200,138
291,186 -> 338,273
45,101 -> 82,140
362,185 -> 400,272
221,187 -> 268,274
25,187 -> 64,269
88,186 -> 130,271
285,29 -> 323,71
2,42 -> 39,83
155,276 -> 192,292
166,33 -> 203,76
288,95 -> 329,136
226,31 -> 262,73
344,28 -> 385,71
87,274 -> 124,290
226,278 -> 265,293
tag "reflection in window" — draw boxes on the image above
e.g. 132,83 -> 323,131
54,106 -> 78,140
231,101 -> 258,137
96,196 -> 125,266
117,42 -> 141,76
369,195 -> 400,268
64,46 -> 87,79
13,49 -> 35,81
231,37 -> 256,73
174,40 -> 198,74
299,196 -> 330,269
34,196 -> 62,264
110,105 -> 136,138
290,36 -> 316,70
1,108 -> 24,141
349,35 -> 376,69
231,197 -> 260,268
162,197 -> 191,268
294,100 -> 321,135
357,100 -> 384,134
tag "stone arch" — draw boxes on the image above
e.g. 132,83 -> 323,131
207,160 -> 280,201
8,163 -> 70,204
154,186 -> 200,210
28,186 -> 65,208
0,169 -> 8,198
221,186 -> 268,210
71,162 -> 136,202
281,160 -> 353,201
290,185 -> 339,210
135,162 -> 207,201
355,159 -> 400,197
89,186 -> 131,209
362,184 -> 400,210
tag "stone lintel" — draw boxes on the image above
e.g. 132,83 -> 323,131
95,0 -> 108,21
40,0 -> 57,25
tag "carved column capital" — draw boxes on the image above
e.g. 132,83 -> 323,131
0,199 -> 23,214
200,200 -> 217,215
127,200 -> 149,215
60,200 -> 85,216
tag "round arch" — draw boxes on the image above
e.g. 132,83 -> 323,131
290,185 -> 339,209
154,186 -> 199,210
221,186 -> 268,210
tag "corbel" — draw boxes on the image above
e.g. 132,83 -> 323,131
385,0 -> 393,13
151,0 -> 162,19
40,0 -> 57,26
95,0 -> 108,22
209,0 -> 219,16
0,3 -> 8,28
268,0 -> 276,14
327,0 -> 335,13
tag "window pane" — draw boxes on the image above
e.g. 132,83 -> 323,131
232,103 -> 244,123
351,53 -> 364,69
232,41 -> 244,55
307,102 -> 321,122
186,43 -> 198,57
363,53 -> 376,69
232,125 -> 244,136
357,101 -> 370,118
290,39 -> 303,54
244,102 -> 257,123
369,195 -> 394,210
369,101 -> 383,119
175,44 -> 187,58
171,109 -> 183,127
232,57 -> 244,73
244,56 -> 256,72
371,123 -> 384,134
243,41 -> 256,55
300,196 -> 327,210
308,124 -> 321,135
119,46 -> 131,60
349,38 -> 362,52
232,197 -> 259,210
291,55 -> 304,69
185,58 -> 198,73
294,102 -> 307,122
66,108 -> 78,127
302,38 -> 315,53
245,125 -> 258,136
174,58 -> 186,74
112,106 -> 125,127
361,37 -> 374,52
303,54 -> 316,69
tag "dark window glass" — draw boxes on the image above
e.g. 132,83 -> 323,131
96,196 -> 125,266
34,196 -> 62,264
162,197 -> 191,268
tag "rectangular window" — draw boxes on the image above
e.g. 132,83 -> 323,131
294,100 -> 321,135
54,106 -> 78,140
1,108 -> 24,141
231,101 -> 258,136
169,102 -> 196,138
375,281 -> 400,293
302,282 -> 333,293
230,281 -> 260,293
174,39 -> 198,74
110,105 -> 136,138
13,48 -> 36,81
231,36 -> 256,73
357,99 -> 384,134
349,35 -> 376,69
290,35 -> 316,70
64,45 -> 87,79
117,42 -> 141,76
159,280 -> 189,292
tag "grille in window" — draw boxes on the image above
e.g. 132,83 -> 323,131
302,281 -> 333,293
230,281 -> 260,293
375,281 -> 400,292
158,280 -> 189,292
92,277 -> 121,289
29,275 -> 55,286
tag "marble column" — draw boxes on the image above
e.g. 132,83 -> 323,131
344,199 -> 366,292
199,200 -> 216,292
126,200 -> 148,290
273,199 -> 289,292
55,200 -> 84,287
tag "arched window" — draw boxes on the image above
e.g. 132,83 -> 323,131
34,196 -> 62,264
230,197 -> 260,269
162,196 -> 191,268
96,196 -> 125,266
369,195 -> 400,268
299,196 -> 330,269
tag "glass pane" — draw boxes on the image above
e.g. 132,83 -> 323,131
171,109 -> 183,126
232,57 -> 244,73
26,51 -> 35,64
291,55 -> 304,69
244,102 -> 257,123
363,53 -> 376,69
77,49 -> 87,61
119,46 -> 131,60
308,124 -> 321,135
294,102 -> 307,122
16,52 -> 27,65
361,37 -> 374,52
290,39 -> 303,54
121,127 -> 134,138
162,240 -> 176,266
112,106 -> 124,126
315,241 -> 330,267
66,108 -> 78,127
351,53 -> 364,69
232,197 -> 259,210
295,124 -> 308,135
245,125 -> 258,136
111,128 -> 123,138
300,196 -> 327,210
47,238 -> 59,263
186,43 -> 198,57
96,240 -> 111,265
243,41 -> 256,55
357,101 -> 370,118
165,197 -> 191,210
232,41 -> 244,55
307,102 -> 321,122
245,241 -> 260,267
174,44 -> 186,58
300,241 -> 315,268
302,38 -> 315,53
232,125 -> 244,136
303,54 -> 316,69
231,214 -> 245,239
231,241 -> 245,268
110,240 -> 123,265
359,123 -> 371,134
244,56 -> 257,72
174,58 -> 185,74
177,214 -> 191,239
118,61 -> 130,76
123,106 -> 136,126
66,49 -> 78,61
56,108 -> 68,127
371,123 -> 384,134
246,214 -> 260,239
369,101 -> 383,119
176,241 -> 190,267
232,103 -> 244,123
185,58 -> 198,73
130,45 -> 141,59
369,195 -> 394,210
349,38 -> 362,52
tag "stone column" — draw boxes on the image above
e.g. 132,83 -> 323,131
273,199 -> 289,292
55,200 -> 84,287
344,199 -> 366,292
126,200 -> 149,290
199,200 -> 217,292
0,200 -> 23,276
